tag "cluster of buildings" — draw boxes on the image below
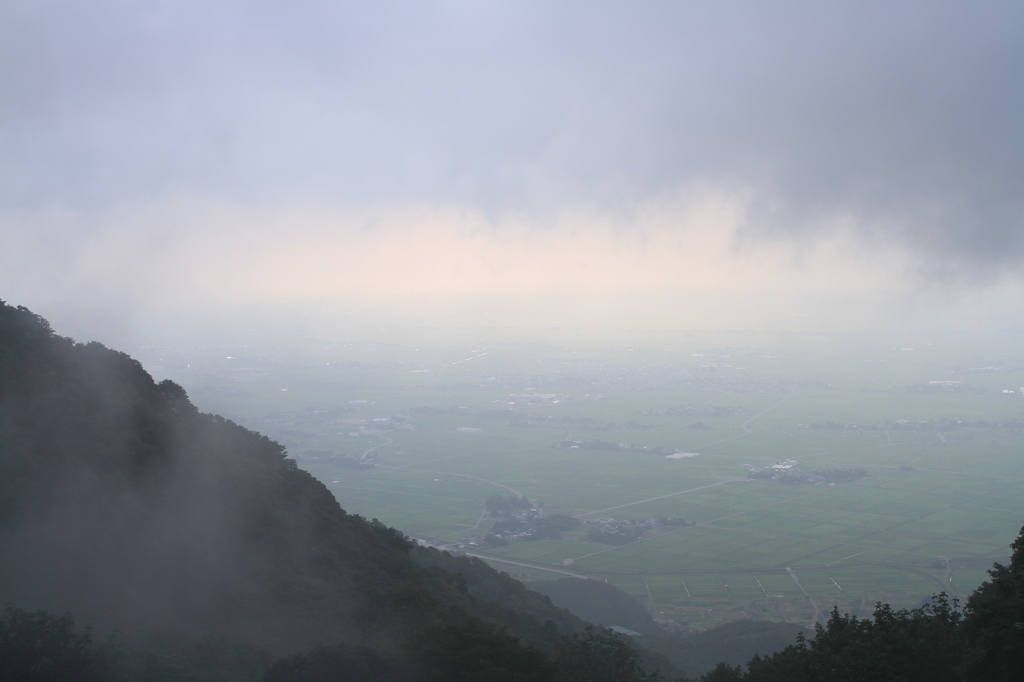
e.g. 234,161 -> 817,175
584,516 -> 695,544
743,460 -> 822,485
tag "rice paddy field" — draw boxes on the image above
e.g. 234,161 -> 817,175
136,323 -> 1024,627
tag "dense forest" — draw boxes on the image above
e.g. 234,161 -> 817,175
1,300 -> 1022,681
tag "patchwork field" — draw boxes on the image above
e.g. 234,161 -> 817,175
135,323 -> 1024,627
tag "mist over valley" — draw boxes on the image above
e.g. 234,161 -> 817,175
4,2 -> 1024,679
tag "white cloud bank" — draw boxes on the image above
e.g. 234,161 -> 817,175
8,191 -> 1014,339
2,1 -> 1023,337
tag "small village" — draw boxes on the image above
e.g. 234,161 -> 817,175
744,460 -> 867,486
425,503 -> 697,554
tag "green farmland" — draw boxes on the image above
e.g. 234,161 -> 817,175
137,324 -> 1024,628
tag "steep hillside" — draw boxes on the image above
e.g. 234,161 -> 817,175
0,301 -> 671,680
530,578 -> 659,636
4,301 -> 1024,681
531,578 -> 804,676
0,301 -> 425,648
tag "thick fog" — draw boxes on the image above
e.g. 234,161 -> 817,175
2,1 -> 1023,341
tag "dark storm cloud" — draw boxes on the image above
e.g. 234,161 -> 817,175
2,1 -> 1022,273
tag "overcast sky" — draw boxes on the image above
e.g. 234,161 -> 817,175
2,1 -> 1023,337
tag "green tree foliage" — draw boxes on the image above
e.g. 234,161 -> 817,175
698,663 -> 744,682
694,595 -> 968,681
674,621 -> 806,676
687,524 -> 1024,681
409,550 -> 583,644
263,642 -> 411,682
963,522 -> 1024,681
266,623 -> 672,682
556,626 -> 662,682
0,606 -> 119,682
409,616 -> 556,682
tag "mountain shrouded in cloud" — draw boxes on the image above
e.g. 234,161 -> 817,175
2,1 -> 1023,336
0,299 -> 661,679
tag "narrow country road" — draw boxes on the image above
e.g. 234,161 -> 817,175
362,435 -> 393,460
787,567 -> 821,625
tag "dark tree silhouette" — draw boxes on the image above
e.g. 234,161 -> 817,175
963,522 -> 1024,681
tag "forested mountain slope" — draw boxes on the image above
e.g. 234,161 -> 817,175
0,301 -> 669,680
3,299 -> 1024,682
530,578 -> 805,676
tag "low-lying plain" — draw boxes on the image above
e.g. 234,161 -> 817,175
139,323 -> 1024,628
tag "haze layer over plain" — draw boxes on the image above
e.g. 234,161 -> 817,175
2,1 -> 1024,342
